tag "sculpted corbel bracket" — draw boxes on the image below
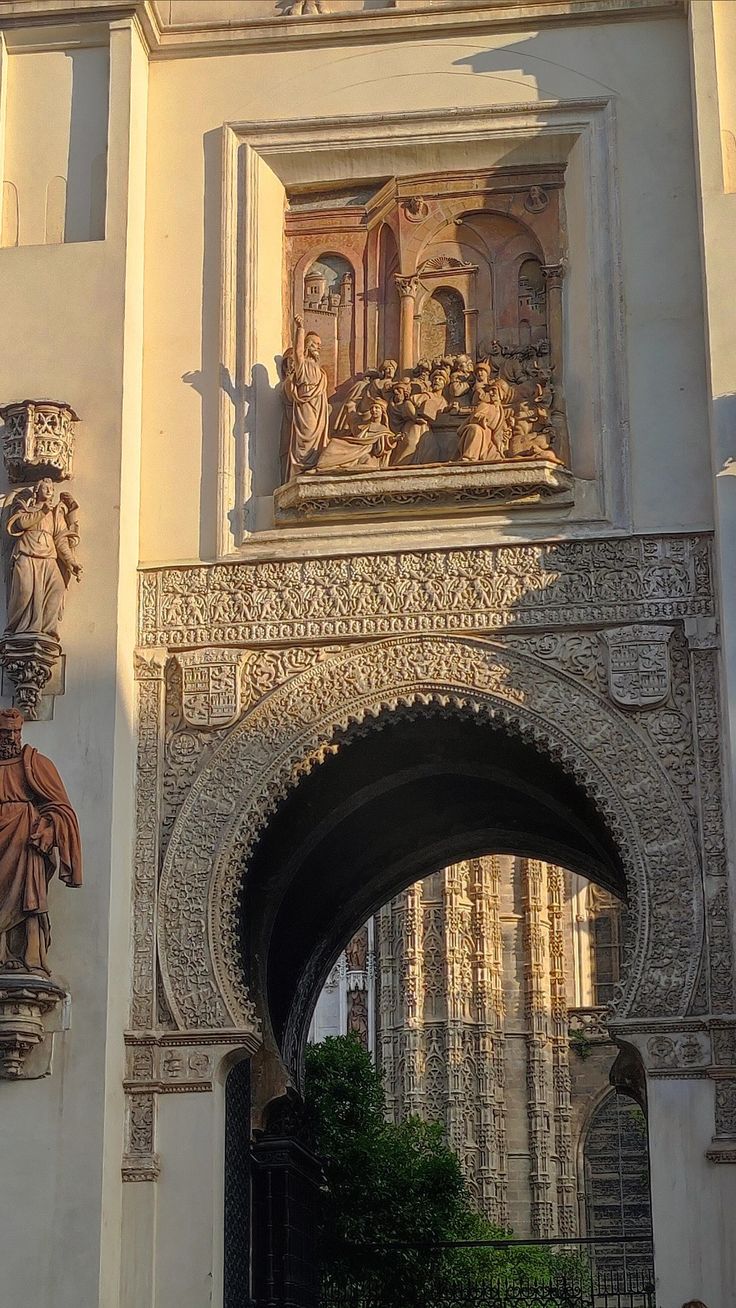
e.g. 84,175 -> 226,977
0,973 -> 67,1079
0,399 -> 79,484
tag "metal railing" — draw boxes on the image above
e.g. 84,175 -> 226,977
320,1236 -> 655,1308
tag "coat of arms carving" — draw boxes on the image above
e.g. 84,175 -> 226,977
601,625 -> 673,709
175,650 -> 245,729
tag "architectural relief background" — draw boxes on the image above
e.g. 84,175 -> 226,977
309,856 -> 648,1248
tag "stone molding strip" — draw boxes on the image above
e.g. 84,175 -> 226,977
0,2 -> 686,59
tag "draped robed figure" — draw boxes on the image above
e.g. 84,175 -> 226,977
0,710 -> 82,974
283,316 -> 331,479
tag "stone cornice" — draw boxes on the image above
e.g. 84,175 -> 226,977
0,0 -> 686,59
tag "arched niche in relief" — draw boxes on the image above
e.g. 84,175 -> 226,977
517,257 -> 547,348
299,251 -> 356,396
419,285 -> 467,359
416,209 -> 545,353
377,222 -> 400,370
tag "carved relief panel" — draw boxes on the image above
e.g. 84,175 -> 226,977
278,167 -> 571,522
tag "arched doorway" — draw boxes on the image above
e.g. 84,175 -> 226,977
157,635 -> 707,1308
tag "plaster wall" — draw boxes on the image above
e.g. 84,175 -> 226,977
139,11 -> 711,563
647,1077 -> 736,1308
0,18 -> 148,1308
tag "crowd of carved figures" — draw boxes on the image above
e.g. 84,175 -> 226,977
281,316 -> 566,483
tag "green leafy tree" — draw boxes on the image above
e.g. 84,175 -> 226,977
304,1035 -> 583,1305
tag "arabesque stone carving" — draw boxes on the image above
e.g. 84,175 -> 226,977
0,399 -> 79,483
156,635 -> 704,1038
0,707 -> 82,1077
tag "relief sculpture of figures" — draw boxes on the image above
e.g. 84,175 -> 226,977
281,344 -> 565,480
282,315 -> 331,478
4,477 -> 82,640
0,708 -> 82,974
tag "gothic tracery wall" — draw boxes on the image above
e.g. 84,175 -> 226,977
312,856 -> 623,1237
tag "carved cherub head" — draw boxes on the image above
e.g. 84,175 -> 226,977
0,707 -> 23,761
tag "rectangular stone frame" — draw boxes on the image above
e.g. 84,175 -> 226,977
216,98 -> 627,557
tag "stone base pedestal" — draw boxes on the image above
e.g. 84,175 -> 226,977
0,973 -> 66,1079
274,459 -> 574,525
0,633 -> 62,720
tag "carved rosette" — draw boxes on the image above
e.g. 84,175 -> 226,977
0,400 -> 79,483
0,974 -> 66,1079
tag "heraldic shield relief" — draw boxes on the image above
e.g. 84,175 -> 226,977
601,625 -> 673,709
175,650 -> 245,729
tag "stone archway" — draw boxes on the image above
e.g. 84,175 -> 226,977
158,635 -> 705,1051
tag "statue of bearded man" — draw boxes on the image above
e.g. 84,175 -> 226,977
0,708 -> 82,973
282,315 -> 330,479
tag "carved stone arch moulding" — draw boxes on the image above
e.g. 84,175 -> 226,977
157,636 -> 704,1036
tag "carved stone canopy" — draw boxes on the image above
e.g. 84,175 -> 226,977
0,400 -> 79,483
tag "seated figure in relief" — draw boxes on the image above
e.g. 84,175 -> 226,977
388,380 -> 433,466
333,358 -> 398,434
317,399 -> 396,474
458,382 -> 511,463
507,397 -> 566,464
282,316 -> 331,479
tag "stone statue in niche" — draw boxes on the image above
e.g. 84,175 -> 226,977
282,316 -> 331,479
4,478 -> 82,640
280,168 -> 571,508
0,708 -> 82,974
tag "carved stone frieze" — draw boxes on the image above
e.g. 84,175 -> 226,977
122,1091 -> 159,1182
714,1079 -> 736,1140
139,534 -> 713,649
156,635 -> 705,1035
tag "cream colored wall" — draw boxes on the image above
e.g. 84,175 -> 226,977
140,12 -> 711,563
0,19 -> 147,1308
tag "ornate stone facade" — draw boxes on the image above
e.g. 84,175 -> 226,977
129,530 -> 736,1185
311,857 -> 627,1237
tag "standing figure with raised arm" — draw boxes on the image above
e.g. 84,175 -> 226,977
282,315 -> 331,480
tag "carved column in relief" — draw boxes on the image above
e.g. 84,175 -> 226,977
395,275 -> 419,375
131,652 -> 167,1032
547,866 -> 577,1236
398,879 -> 425,1116
522,858 -> 555,1237
442,864 -> 468,1163
470,856 -> 508,1227
377,906 -> 398,1118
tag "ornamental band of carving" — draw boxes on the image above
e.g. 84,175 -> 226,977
157,635 -> 705,1039
138,534 -> 713,649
